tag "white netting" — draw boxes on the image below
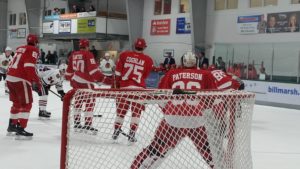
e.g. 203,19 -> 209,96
62,89 -> 255,169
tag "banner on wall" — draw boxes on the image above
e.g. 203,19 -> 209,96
59,20 -> 71,33
42,22 -> 54,34
238,11 -> 300,34
150,19 -> 171,35
266,11 -> 300,33
237,15 -> 263,34
176,17 -> 191,34
77,18 -> 96,33
244,80 -> 300,106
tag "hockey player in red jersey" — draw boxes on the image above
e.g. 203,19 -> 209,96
6,34 -> 42,139
208,64 -> 244,90
65,39 -> 112,133
112,38 -> 154,142
131,52 -> 217,169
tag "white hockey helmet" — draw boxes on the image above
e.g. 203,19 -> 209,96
5,46 -> 12,51
181,51 -> 197,68
58,63 -> 68,72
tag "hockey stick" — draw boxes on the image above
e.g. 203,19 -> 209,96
120,130 -> 130,138
93,114 -> 102,117
49,89 -> 62,99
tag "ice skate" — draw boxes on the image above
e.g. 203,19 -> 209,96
128,130 -> 137,143
6,123 -> 19,136
83,125 -> 98,135
112,128 -> 122,140
5,90 -> 9,95
15,127 -> 33,140
38,110 -> 51,120
74,122 -> 84,132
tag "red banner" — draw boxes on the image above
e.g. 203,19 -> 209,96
150,19 -> 171,35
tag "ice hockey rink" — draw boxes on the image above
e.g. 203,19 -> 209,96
0,81 -> 299,169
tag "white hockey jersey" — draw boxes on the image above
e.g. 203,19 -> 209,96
0,53 -> 13,74
99,59 -> 115,76
38,66 -> 63,91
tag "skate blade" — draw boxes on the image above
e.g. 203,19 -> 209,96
74,128 -> 84,133
83,130 -> 98,135
6,132 -> 16,136
15,135 -> 33,140
38,117 -> 51,120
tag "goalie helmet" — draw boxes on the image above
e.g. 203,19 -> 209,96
181,51 -> 197,68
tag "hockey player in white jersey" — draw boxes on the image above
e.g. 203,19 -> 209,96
0,47 -> 13,94
37,66 -> 65,119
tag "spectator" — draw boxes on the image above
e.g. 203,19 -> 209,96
90,45 -> 97,60
53,7 -> 60,15
259,67 -> 267,80
197,51 -> 209,69
46,51 -> 52,64
72,5 -> 80,13
88,5 -> 95,12
163,52 -> 175,70
40,49 -> 45,64
247,64 -> 257,80
216,56 -> 226,72
53,51 -> 58,64
80,7 -> 86,12
99,52 -> 115,77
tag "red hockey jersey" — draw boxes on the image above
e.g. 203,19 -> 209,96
6,45 -> 40,86
210,69 -> 241,90
66,50 -> 106,84
115,51 -> 153,88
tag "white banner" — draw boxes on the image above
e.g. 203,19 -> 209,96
244,80 -> 300,106
77,11 -> 96,18
237,15 -> 263,34
42,22 -> 54,34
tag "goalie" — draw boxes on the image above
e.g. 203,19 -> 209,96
131,52 -> 217,169
36,66 -> 66,119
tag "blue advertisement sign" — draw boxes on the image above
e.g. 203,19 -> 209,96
44,15 -> 60,21
176,17 -> 191,34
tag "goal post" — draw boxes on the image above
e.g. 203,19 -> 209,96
60,89 -> 255,169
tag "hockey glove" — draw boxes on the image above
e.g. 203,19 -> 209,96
32,82 -> 42,93
58,90 -> 65,101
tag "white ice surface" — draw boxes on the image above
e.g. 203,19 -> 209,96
0,81 -> 299,169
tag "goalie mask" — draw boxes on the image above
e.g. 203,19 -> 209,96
181,52 -> 197,68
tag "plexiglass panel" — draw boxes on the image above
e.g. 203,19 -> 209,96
214,42 -> 300,83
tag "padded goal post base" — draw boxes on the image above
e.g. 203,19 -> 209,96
60,89 -> 255,169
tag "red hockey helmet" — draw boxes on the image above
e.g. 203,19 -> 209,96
79,39 -> 89,48
134,38 -> 147,49
208,64 -> 217,71
27,34 -> 39,46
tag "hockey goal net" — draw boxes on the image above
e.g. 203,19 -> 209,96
61,89 -> 255,169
